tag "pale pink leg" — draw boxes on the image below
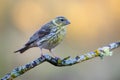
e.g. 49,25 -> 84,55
49,49 -> 59,58
40,48 -> 43,56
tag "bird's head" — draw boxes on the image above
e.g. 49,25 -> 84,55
52,16 -> 70,27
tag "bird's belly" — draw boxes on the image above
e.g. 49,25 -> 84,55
38,29 -> 66,50
43,32 -> 65,50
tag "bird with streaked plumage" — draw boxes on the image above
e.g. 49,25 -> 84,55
14,16 -> 70,57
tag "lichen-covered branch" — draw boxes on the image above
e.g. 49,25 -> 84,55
1,41 -> 120,80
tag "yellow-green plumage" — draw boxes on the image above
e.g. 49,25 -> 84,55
14,16 -> 70,56
44,26 -> 67,50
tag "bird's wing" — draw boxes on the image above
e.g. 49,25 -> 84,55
25,24 -> 51,46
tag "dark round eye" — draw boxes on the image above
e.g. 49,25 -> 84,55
60,19 -> 65,21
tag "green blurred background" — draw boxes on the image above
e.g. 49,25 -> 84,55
0,0 -> 120,80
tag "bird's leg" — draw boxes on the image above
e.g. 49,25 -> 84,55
40,48 -> 43,57
49,49 -> 60,59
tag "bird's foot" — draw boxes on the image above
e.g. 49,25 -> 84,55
55,56 -> 61,60
40,53 -> 44,57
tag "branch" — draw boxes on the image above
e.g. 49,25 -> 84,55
1,41 -> 120,80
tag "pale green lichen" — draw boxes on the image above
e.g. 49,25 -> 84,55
99,47 -> 113,59
101,47 -> 113,56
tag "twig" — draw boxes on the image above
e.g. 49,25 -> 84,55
1,41 -> 120,80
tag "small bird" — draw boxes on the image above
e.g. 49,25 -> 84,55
14,16 -> 70,57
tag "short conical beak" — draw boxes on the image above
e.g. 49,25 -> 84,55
67,20 -> 70,24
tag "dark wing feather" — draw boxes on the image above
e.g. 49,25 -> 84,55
25,24 -> 51,46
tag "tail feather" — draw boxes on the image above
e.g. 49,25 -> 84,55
14,46 -> 29,53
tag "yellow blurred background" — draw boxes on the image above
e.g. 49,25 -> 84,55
0,0 -> 120,80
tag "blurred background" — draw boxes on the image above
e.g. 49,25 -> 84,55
0,0 -> 120,80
